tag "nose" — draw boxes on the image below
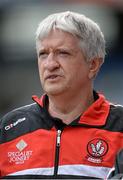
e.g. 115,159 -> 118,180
44,53 -> 60,71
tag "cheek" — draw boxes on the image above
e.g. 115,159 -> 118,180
38,59 -> 43,71
38,61 -> 44,78
73,64 -> 89,81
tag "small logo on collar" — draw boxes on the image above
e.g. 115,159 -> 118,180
86,138 -> 108,163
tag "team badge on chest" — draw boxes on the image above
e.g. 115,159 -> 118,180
86,138 -> 108,164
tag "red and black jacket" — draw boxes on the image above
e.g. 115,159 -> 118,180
0,91 -> 123,179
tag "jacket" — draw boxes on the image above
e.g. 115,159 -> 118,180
107,149 -> 123,179
0,92 -> 123,179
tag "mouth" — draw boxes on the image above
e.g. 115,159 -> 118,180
45,74 -> 61,80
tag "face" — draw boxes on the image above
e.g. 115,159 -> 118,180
37,29 -> 92,96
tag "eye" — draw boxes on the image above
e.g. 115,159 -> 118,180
60,50 -> 69,54
58,50 -> 71,56
39,51 -> 48,59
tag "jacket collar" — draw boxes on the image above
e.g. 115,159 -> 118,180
32,92 -> 110,127
78,93 -> 110,126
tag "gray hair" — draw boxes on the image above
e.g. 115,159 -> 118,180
36,11 -> 106,62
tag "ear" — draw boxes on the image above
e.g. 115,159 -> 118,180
88,58 -> 103,79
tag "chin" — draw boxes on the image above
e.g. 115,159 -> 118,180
44,86 -> 67,96
45,90 -> 63,96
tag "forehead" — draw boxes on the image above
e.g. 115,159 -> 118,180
36,29 -> 81,50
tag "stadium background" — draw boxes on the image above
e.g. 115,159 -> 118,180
0,0 -> 123,118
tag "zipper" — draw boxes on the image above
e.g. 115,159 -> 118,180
54,129 -> 62,177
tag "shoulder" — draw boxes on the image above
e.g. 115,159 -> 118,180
110,103 -> 123,116
105,103 -> 123,132
0,103 -> 42,143
0,103 -> 39,126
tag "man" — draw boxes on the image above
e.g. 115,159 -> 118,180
0,11 -> 123,179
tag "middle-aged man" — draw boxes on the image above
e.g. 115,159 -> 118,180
0,11 -> 123,179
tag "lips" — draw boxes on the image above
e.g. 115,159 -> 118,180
45,74 -> 60,80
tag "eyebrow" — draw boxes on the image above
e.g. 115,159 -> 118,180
38,47 -> 78,53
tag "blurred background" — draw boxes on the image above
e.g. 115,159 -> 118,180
0,0 -> 123,118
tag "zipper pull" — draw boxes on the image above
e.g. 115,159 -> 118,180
57,130 -> 61,147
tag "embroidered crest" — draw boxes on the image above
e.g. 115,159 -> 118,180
86,138 -> 108,163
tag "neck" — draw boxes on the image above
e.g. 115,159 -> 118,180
48,89 -> 94,124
